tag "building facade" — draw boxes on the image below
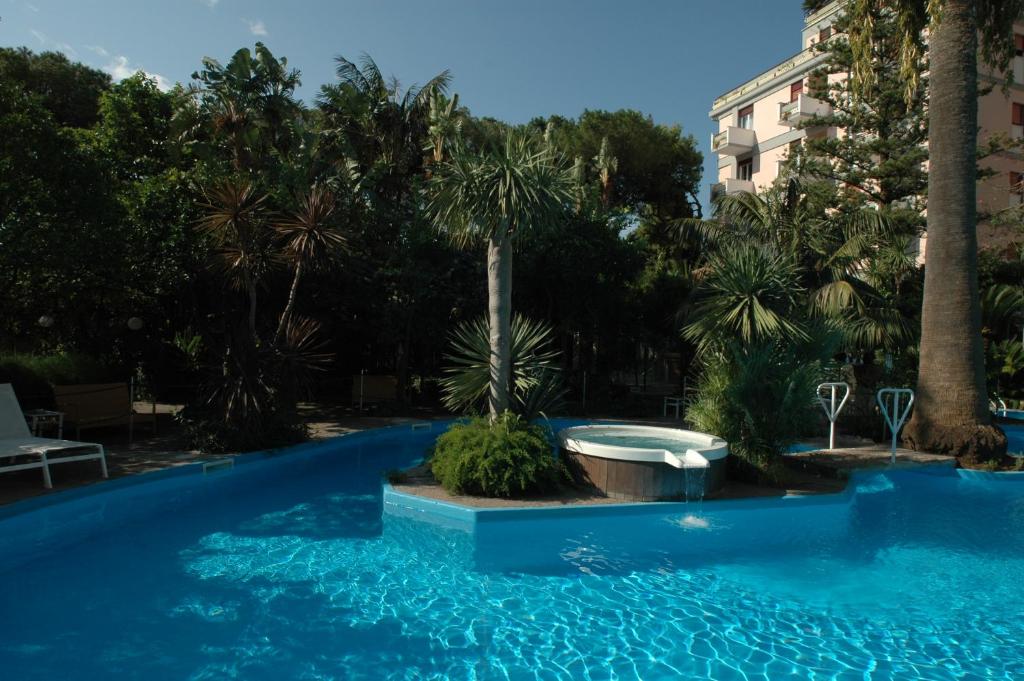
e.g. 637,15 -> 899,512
708,1 -> 1024,253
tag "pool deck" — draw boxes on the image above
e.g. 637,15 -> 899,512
0,403 -> 433,507
0,408 -> 956,508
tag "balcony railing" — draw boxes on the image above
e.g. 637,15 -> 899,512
778,94 -> 830,126
711,178 -> 756,203
711,127 -> 757,156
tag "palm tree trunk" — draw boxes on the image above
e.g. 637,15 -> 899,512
902,0 -> 1007,463
487,234 -> 512,417
276,260 -> 304,342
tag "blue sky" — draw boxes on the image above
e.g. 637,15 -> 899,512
1,0 -> 804,207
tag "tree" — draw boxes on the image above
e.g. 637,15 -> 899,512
683,181 -> 909,351
787,7 -> 928,236
428,134 -> 572,416
803,0 -> 1022,462
274,185 -> 346,341
533,110 -> 703,221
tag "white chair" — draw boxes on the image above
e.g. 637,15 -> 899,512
0,383 -> 108,489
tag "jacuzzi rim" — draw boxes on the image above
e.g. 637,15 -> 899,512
557,424 -> 729,469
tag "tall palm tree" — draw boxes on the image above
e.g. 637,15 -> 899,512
428,134 -> 572,416
804,0 -> 1022,461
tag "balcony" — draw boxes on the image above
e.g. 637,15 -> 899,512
778,94 -> 830,127
711,127 -> 756,156
711,178 -> 756,203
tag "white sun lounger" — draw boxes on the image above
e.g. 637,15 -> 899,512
0,383 -> 108,489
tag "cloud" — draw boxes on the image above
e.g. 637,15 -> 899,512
104,55 -> 171,92
28,29 -> 76,57
244,18 -> 268,36
199,0 -> 219,7
26,3 -> 40,13
86,45 -> 110,58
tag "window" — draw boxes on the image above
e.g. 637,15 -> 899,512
819,26 -> 833,43
1016,34 -> 1024,57
1014,103 -> 1024,126
737,158 -> 753,182
790,80 -> 804,102
737,105 -> 754,129
1011,172 -> 1023,207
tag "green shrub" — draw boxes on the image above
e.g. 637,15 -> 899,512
687,340 -> 828,485
178,402 -> 307,453
429,413 -> 563,498
0,352 -> 118,409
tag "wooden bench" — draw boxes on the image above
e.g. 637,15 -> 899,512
54,382 -> 156,443
351,375 -> 398,411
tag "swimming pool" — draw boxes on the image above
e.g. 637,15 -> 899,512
2,420 -> 1023,680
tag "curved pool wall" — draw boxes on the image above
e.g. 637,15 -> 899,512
3,418 -> 1024,679
558,425 -> 728,500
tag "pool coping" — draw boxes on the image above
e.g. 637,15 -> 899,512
0,420 -> 443,521
382,462 -> 975,528
2,418 -> 1018,526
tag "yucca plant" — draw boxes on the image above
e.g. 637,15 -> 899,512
428,133 -> 573,417
440,315 -> 566,420
274,185 -> 347,341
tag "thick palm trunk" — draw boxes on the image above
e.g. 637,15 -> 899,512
487,234 -> 512,417
902,0 -> 1007,463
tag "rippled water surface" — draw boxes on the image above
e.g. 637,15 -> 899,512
1,424 -> 1023,680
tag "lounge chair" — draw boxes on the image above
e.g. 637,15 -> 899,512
0,383 -> 108,489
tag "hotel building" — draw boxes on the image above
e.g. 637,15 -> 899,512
708,1 -> 1024,253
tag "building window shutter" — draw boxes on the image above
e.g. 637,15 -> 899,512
1013,103 -> 1024,126
790,80 -> 803,102
1016,34 -> 1024,57
737,105 -> 754,129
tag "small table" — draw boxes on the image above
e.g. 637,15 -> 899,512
23,409 -> 64,439
663,396 -> 685,418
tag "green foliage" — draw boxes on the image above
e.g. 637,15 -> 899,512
687,339 -> 833,484
0,352 -> 118,409
428,132 -> 573,246
531,109 -> 703,220
787,7 -> 928,230
429,413 -> 563,497
684,243 -> 807,351
440,316 -> 566,418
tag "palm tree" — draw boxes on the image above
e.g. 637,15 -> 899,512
177,43 -> 302,172
196,181 -> 274,340
803,0 -> 1022,461
428,134 -> 572,416
680,180 -> 909,351
274,185 -> 347,341
318,54 -> 449,198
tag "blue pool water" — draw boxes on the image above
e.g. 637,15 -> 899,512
1005,423 -> 1023,454
2,421 -> 1024,680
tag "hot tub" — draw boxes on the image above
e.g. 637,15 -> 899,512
558,425 -> 729,501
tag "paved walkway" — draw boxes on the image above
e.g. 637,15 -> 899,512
0,404 -> 428,507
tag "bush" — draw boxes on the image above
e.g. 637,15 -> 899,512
429,413 -> 563,498
0,352 -> 118,409
178,402 -> 307,453
687,340 -> 827,485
